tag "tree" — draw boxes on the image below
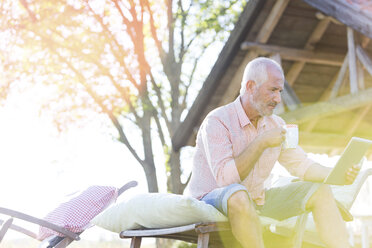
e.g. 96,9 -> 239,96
0,0 -> 245,193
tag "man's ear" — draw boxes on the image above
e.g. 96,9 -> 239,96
246,80 -> 256,93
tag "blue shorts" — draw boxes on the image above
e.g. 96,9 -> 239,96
201,182 -> 320,221
200,184 -> 249,215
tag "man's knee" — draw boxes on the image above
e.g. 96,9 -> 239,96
227,190 -> 257,218
306,184 -> 334,208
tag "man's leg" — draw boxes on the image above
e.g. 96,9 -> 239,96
228,191 -> 265,248
306,184 -> 351,248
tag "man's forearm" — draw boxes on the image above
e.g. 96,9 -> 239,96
235,137 -> 265,180
303,163 -> 332,182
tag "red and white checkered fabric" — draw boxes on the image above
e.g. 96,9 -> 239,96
38,185 -> 118,240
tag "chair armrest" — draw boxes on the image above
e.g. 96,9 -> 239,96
0,217 -> 13,242
118,181 -> 138,196
0,207 -> 80,241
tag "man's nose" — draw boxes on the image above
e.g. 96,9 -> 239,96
273,91 -> 281,103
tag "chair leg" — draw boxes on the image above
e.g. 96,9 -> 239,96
0,217 -> 13,243
197,233 -> 210,248
292,213 -> 308,248
130,237 -> 142,248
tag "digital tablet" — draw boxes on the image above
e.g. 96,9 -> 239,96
324,137 -> 372,185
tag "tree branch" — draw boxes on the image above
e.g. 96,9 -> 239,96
143,0 -> 166,64
180,37 -> 216,113
19,0 -> 37,22
34,28 -> 145,166
111,0 -> 136,41
178,0 -> 186,62
152,110 -> 166,147
167,0 -> 175,61
149,73 -> 171,132
85,1 -> 140,90
31,26 -> 143,123
60,55 -> 145,166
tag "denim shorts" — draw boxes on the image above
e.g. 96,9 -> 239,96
200,183 -> 249,216
201,182 -> 320,221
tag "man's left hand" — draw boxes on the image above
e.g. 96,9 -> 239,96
345,164 -> 361,185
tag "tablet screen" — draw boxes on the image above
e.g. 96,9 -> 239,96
324,137 -> 372,185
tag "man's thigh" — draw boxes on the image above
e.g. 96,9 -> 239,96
257,181 -> 321,221
201,183 -> 249,215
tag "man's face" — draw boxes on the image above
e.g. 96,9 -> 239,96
250,67 -> 284,116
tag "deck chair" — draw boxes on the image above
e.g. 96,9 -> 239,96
120,169 -> 372,248
0,180 -> 137,248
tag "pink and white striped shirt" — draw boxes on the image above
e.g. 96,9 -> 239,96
185,97 -> 315,205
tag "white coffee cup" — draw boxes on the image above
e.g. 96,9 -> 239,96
283,124 -> 298,149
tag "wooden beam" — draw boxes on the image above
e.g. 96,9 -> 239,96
286,18 -> 331,86
347,27 -> 358,94
299,131 -> 349,149
302,0 -> 372,39
329,54 -> 349,99
280,88 -> 372,124
302,55 -> 348,132
330,104 -> 372,154
356,45 -> 372,76
256,0 -> 290,44
304,38 -> 371,133
221,0 -> 290,105
357,59 -> 365,90
345,105 -> 372,137
240,42 -> 344,66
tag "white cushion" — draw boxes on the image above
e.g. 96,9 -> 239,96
91,193 -> 227,233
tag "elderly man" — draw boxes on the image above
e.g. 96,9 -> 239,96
184,57 -> 359,248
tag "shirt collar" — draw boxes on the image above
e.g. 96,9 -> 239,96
233,96 -> 268,129
234,96 -> 251,127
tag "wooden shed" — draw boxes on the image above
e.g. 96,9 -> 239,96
172,0 -> 372,158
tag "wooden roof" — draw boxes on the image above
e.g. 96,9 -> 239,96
172,0 -> 372,158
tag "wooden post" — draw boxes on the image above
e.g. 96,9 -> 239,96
197,233 -> 210,248
356,45 -> 372,76
347,27 -> 358,94
329,54 -> 349,99
357,60 -> 365,90
130,237 -> 142,248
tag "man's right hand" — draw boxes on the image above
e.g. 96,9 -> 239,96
258,127 -> 286,148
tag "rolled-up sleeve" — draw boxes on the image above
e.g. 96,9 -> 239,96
200,116 -> 241,187
278,146 -> 315,180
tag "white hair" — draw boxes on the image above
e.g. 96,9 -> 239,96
239,57 -> 284,95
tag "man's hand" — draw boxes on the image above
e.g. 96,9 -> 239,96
259,127 -> 286,148
345,164 -> 361,185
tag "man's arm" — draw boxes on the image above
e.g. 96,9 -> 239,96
304,163 -> 361,184
303,163 -> 331,182
235,127 -> 286,180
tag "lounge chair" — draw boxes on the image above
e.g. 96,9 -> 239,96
0,180 -> 137,248
120,169 -> 372,248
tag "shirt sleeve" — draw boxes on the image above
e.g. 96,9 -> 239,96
200,116 -> 241,187
278,146 -> 315,180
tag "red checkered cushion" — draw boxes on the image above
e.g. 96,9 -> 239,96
38,185 -> 118,240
